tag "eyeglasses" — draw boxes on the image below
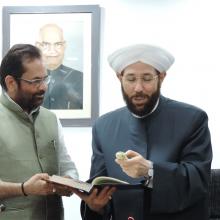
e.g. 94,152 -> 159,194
17,75 -> 51,87
38,41 -> 65,51
123,74 -> 158,85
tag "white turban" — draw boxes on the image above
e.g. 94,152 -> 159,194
108,44 -> 175,74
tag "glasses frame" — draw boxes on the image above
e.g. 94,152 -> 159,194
37,41 -> 66,51
17,75 -> 51,87
123,74 -> 159,84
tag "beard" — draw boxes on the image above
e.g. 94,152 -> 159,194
14,89 -> 45,113
121,83 -> 160,117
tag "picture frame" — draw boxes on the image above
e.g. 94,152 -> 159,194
2,5 -> 101,127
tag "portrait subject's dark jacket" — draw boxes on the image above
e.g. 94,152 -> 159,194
43,64 -> 83,110
81,96 -> 212,220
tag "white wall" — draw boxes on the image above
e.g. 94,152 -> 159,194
1,0 -> 220,219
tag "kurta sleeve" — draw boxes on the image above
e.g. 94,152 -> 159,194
56,118 -> 79,179
150,110 -> 212,213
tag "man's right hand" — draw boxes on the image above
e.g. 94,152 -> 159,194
0,173 -> 55,199
72,186 -> 116,214
23,173 -> 55,196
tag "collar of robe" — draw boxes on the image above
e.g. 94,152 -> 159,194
131,98 -> 159,119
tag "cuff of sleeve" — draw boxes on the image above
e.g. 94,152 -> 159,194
143,161 -> 154,188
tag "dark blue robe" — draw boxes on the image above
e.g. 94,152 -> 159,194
81,96 -> 212,220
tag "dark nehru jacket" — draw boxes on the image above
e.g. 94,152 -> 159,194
43,64 -> 83,109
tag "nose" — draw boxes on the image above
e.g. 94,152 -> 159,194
133,80 -> 144,92
47,44 -> 59,55
0,204 -> 6,212
38,81 -> 48,92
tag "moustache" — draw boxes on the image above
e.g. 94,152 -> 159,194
33,92 -> 45,98
33,91 -> 45,97
131,93 -> 149,99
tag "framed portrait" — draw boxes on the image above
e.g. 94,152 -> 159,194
2,5 -> 101,127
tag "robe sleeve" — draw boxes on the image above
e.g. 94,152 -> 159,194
150,110 -> 212,213
80,123 -> 112,220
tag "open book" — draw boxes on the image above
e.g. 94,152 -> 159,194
47,175 -> 142,193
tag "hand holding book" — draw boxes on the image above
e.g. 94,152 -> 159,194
47,175 -> 118,214
47,175 -> 130,193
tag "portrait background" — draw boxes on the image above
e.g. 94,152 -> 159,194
2,5 -> 100,126
10,14 -> 85,72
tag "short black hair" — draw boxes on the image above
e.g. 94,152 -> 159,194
0,44 -> 42,91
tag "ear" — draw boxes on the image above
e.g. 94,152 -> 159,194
63,41 -> 67,50
159,72 -> 166,82
158,72 -> 166,88
116,73 -> 123,82
35,42 -> 43,51
5,75 -> 18,93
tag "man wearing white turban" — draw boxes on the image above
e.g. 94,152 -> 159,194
75,44 -> 212,220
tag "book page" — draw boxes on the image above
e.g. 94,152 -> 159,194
48,175 -> 143,193
92,176 -> 129,185
48,175 -> 93,193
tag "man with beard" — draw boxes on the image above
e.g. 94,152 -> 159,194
0,44 -> 78,220
74,44 -> 212,220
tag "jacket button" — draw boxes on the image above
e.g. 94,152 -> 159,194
0,204 -> 6,212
